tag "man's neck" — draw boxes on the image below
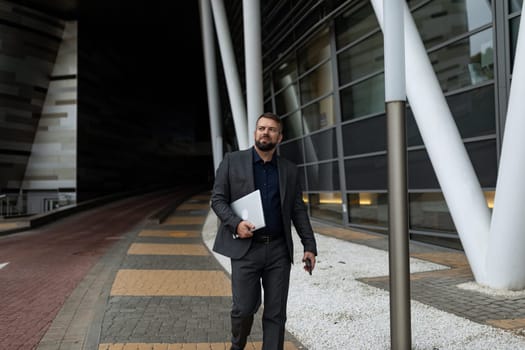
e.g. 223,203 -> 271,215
254,147 -> 276,163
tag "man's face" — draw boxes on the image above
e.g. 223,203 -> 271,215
254,117 -> 283,151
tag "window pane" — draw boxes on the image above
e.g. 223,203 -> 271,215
264,99 -> 273,114
407,0 -> 425,7
342,115 -> 386,156
407,85 -> 496,147
510,17 -> 521,70
264,76 -> 272,100
302,96 -> 335,133
448,85 -> 496,138
406,109 -> 423,147
273,56 -> 297,92
408,149 -> 440,189
409,192 -> 455,232
279,139 -> 304,165
299,165 -> 307,190
407,140 -> 497,189
281,111 -> 303,140
306,161 -> 340,191
340,73 -> 385,121
430,29 -> 494,93
467,140 -> 497,188
304,128 -> 337,163
300,62 -> 333,104
345,155 -> 387,190
509,0 -> 523,13
309,192 -> 343,224
338,31 -> 384,86
335,2 -> 378,49
347,192 -> 388,226
275,83 -> 300,116
298,28 -> 330,74
413,0 -> 492,49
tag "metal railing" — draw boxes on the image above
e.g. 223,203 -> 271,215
0,193 -> 24,218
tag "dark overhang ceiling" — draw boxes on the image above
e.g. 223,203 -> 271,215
13,0 -> 79,19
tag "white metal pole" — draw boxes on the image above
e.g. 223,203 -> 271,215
210,0 -> 249,150
384,0 -> 406,102
486,5 -> 525,290
243,0 -> 263,144
199,0 -> 223,171
370,0 -> 491,283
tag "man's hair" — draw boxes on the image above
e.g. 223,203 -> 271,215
256,112 -> 282,132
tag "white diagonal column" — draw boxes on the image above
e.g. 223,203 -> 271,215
243,0 -> 263,143
210,0 -> 249,150
370,0 -> 491,282
199,0 -> 223,171
486,5 -> 525,290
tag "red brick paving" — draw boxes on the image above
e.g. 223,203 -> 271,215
0,189 -> 195,350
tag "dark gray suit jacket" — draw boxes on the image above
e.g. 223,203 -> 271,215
211,147 -> 317,261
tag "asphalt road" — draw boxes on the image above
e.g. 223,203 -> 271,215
0,189 -> 193,350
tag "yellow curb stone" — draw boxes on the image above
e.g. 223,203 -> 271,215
127,243 -> 209,256
486,318 -> 525,329
411,252 -> 470,268
110,269 -> 232,296
0,222 -> 23,231
312,224 -> 381,241
163,216 -> 206,225
139,230 -> 200,238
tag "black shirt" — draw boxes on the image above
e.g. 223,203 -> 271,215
253,147 -> 284,237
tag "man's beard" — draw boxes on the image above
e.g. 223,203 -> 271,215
255,139 -> 277,151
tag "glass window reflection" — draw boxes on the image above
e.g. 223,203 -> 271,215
264,99 -> 273,114
342,115 -> 386,156
345,155 -> 387,190
335,3 -> 378,49
275,83 -> 300,116
413,0 -> 492,49
409,192 -> 455,232
448,85 -> 496,138
302,96 -> 335,133
273,57 -> 297,92
309,192 -> 343,224
430,29 -> 494,93
281,111 -> 303,140
298,28 -> 330,74
340,74 -> 385,121
279,139 -> 304,165
347,192 -> 388,226
306,161 -> 340,191
300,62 -> 333,104
304,128 -> 337,163
263,76 -> 271,100
509,0 -> 523,13
338,31 -> 384,86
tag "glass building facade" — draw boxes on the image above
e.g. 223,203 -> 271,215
222,0 -> 523,250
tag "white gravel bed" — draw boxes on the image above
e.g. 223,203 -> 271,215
202,211 -> 525,349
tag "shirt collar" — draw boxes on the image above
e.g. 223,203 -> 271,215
252,146 -> 278,165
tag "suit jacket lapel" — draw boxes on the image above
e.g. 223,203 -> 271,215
277,157 -> 287,207
242,148 -> 255,191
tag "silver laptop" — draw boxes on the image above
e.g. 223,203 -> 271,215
230,189 -> 266,230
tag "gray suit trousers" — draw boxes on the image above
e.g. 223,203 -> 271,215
230,238 -> 291,350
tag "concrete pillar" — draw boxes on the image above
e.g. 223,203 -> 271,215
199,0 -> 223,171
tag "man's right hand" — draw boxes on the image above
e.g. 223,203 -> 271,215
236,220 -> 256,239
